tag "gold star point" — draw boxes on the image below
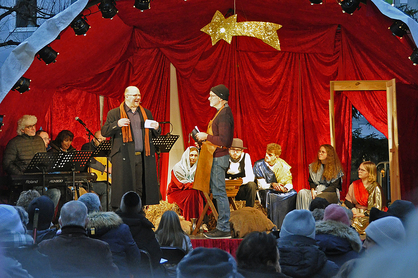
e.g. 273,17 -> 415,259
201,10 -> 237,45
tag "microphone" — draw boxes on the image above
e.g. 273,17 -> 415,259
75,117 -> 87,127
158,121 -> 170,124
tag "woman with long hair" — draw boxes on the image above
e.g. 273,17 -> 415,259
155,210 -> 193,277
344,161 -> 383,234
48,130 -> 76,152
297,144 -> 344,210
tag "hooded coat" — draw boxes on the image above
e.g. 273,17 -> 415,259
278,235 -> 339,278
116,210 -> 162,268
315,220 -> 362,267
86,211 -> 142,278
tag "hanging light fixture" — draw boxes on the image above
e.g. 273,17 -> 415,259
99,0 -> 118,19
134,0 -> 150,11
409,49 -> 418,66
389,20 -> 409,38
36,45 -> 58,65
339,0 -> 362,15
70,14 -> 90,36
12,77 -> 31,93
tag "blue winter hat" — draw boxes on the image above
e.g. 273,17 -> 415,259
365,216 -> 406,248
280,209 -> 316,239
177,247 -> 242,278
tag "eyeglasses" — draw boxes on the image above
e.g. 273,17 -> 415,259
358,168 -> 366,172
126,94 -> 141,97
318,151 -> 326,154
25,124 -> 36,129
230,148 -> 243,153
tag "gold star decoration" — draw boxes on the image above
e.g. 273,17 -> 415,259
201,10 -> 282,51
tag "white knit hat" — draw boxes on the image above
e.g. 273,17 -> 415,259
365,216 -> 405,248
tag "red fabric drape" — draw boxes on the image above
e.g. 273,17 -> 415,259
1,0 -> 418,202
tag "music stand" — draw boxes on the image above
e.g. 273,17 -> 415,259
90,140 -> 111,210
26,151 -> 93,199
152,134 -> 179,182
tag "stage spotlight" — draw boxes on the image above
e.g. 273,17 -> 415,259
134,0 -> 150,11
99,0 -> 118,19
12,77 -> 31,93
0,115 -> 4,131
309,0 -> 323,4
339,0 -> 361,14
70,14 -> 90,36
36,45 -> 58,65
409,49 -> 418,66
389,20 -> 409,38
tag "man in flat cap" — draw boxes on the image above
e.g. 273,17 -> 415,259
226,138 -> 257,207
195,84 -> 234,239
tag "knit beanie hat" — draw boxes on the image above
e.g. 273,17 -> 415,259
323,204 -> 350,226
177,247 -> 241,278
0,205 -> 25,234
280,209 -> 316,239
309,197 -> 330,211
365,216 -> 406,248
27,196 -> 55,230
120,191 -> 142,213
370,200 -> 415,225
211,84 -> 229,101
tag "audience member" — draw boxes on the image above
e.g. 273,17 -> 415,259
334,215 -> 407,278
226,138 -> 257,207
0,204 -> 52,278
116,191 -> 162,269
13,205 -> 29,228
344,161 -> 383,235
155,210 -> 193,277
167,146 -> 204,220
16,189 -> 41,211
369,199 -> 415,225
26,196 -> 57,243
177,247 -> 243,278
309,197 -> 329,221
236,232 -> 290,278
277,209 -> 339,278
348,210 -> 418,278
297,144 -> 344,210
79,193 -> 141,278
315,204 -> 362,267
38,201 -> 119,277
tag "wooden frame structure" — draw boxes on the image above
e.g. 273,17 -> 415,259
329,79 -> 401,202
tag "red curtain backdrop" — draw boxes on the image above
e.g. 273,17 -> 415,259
1,0 -> 418,202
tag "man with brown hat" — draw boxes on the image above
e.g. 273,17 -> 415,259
226,138 -> 257,207
195,84 -> 234,239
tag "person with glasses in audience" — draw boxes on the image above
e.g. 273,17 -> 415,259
102,86 -> 161,210
343,161 -> 383,235
297,144 -> 344,210
36,130 -> 51,151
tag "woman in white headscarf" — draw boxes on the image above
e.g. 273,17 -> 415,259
167,147 -> 204,221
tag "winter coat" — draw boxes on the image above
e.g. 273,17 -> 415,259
278,235 -> 339,278
38,225 -> 119,278
315,220 -> 362,267
86,211 -> 142,278
116,210 -> 162,268
101,106 -> 161,206
238,266 -> 291,278
3,134 -> 45,175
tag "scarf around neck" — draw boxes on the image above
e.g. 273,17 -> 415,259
119,102 -> 151,156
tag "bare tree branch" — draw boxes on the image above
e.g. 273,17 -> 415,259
0,40 -> 21,47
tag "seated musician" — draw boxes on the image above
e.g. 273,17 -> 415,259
226,138 -> 257,207
48,130 -> 76,153
2,115 -> 60,208
36,129 -> 51,151
81,130 -> 111,211
253,143 -> 297,228
167,146 -> 204,221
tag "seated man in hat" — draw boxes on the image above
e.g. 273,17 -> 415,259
253,143 -> 297,228
226,138 -> 257,207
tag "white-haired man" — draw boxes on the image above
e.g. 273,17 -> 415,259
3,115 -> 45,175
